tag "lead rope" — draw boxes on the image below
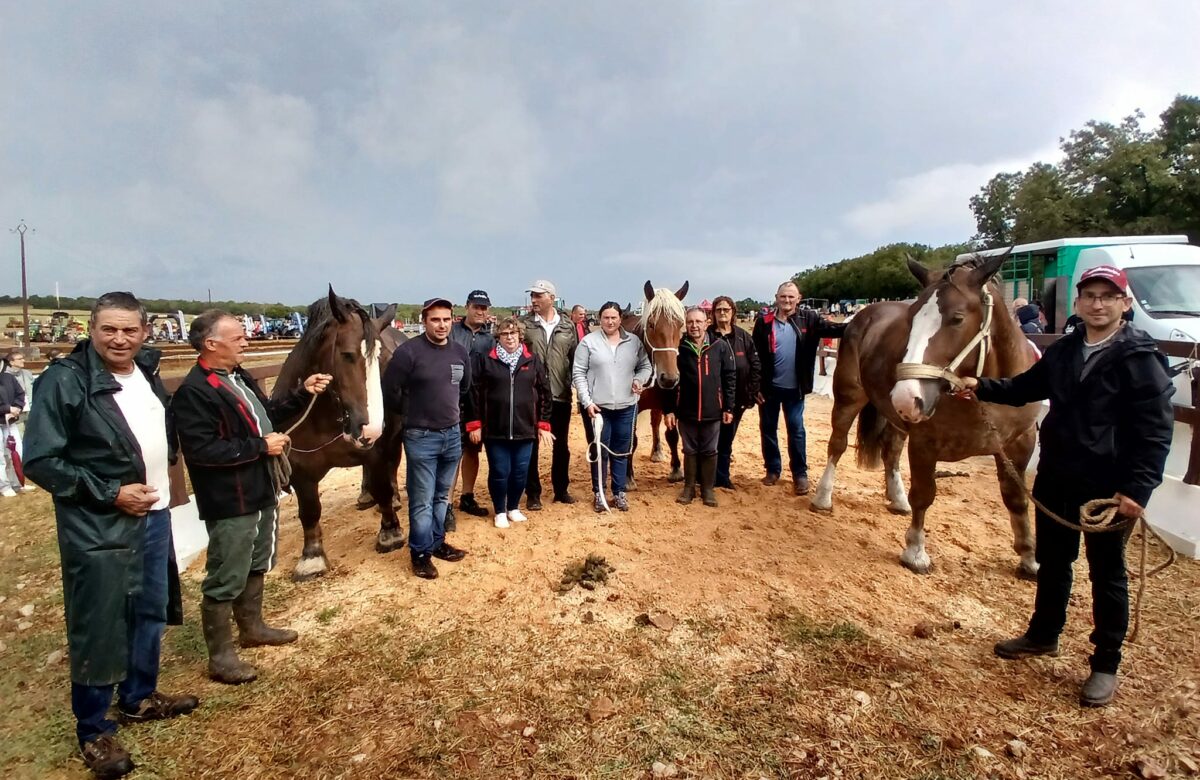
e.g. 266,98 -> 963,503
974,402 -> 1174,643
585,410 -> 639,513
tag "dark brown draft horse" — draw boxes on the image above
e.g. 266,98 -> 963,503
272,289 -> 407,581
810,254 -> 1041,579
622,280 -> 688,488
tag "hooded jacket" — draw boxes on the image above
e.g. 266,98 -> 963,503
663,334 -> 737,423
1016,304 -> 1044,335
975,325 -> 1174,506
465,344 -> 552,441
23,340 -> 183,685
751,308 -> 846,395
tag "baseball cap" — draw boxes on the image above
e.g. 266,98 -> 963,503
1077,265 -> 1129,294
421,297 -> 454,314
466,289 -> 492,306
525,279 -> 557,296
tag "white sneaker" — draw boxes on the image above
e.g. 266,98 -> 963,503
507,509 -> 528,523
17,485 -> 36,493
494,513 -> 510,529
0,488 -> 17,498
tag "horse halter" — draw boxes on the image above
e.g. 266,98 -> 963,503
895,286 -> 995,391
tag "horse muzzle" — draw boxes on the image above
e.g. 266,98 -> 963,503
891,378 -> 940,423
656,375 -> 680,390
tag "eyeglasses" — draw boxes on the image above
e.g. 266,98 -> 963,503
1079,292 -> 1126,305
496,331 -> 520,338
713,307 -> 733,313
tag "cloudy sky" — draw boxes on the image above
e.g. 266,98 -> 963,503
2,2 -> 1197,309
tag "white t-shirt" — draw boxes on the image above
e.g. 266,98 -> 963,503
535,311 -> 560,343
112,367 -> 170,511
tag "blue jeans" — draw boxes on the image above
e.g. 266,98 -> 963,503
759,385 -> 807,479
72,508 -> 171,747
598,405 -> 637,495
404,427 -> 462,555
484,439 -> 535,514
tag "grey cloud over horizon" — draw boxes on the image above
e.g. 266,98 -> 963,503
3,2 -> 1198,308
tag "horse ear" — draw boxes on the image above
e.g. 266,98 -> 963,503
906,255 -> 932,288
968,250 -> 1010,288
327,285 -> 347,322
372,303 -> 397,333
675,281 -> 689,300
644,280 -> 654,301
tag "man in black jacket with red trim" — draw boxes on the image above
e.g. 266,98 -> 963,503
751,281 -> 846,495
959,265 -> 1174,707
172,310 -> 330,685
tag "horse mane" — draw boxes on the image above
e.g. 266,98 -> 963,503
273,294 -> 375,400
642,287 -> 685,329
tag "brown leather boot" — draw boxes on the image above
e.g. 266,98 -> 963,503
233,573 -> 298,647
202,597 -> 258,684
118,691 -> 200,723
80,734 -> 134,779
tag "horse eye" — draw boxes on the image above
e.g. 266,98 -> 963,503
341,351 -> 357,362
949,313 -> 965,325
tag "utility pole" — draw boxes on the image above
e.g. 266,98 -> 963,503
10,221 -> 33,350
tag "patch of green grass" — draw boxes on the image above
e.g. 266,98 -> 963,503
315,605 -> 340,625
769,606 -> 868,647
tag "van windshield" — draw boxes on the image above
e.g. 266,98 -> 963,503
1126,265 -> 1200,318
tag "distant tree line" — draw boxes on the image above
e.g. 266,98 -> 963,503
970,94 -> 1200,247
789,95 -> 1199,302
792,243 -> 969,301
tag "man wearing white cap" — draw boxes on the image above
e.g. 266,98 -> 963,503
958,265 -> 1174,707
520,280 -> 579,509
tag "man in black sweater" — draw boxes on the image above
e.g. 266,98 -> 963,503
384,298 -> 472,579
959,265 -> 1174,707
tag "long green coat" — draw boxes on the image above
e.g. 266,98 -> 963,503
23,341 -> 182,686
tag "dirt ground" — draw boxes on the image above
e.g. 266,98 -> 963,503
2,395 -> 1197,779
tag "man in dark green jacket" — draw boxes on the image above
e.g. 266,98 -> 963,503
24,292 -> 198,780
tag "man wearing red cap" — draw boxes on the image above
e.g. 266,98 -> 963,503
958,265 -> 1174,707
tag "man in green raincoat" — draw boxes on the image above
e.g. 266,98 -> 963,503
24,292 -> 199,779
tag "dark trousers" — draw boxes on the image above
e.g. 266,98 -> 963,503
679,419 -> 721,455
1025,477 -> 1130,673
716,407 -> 746,485
527,400 -> 572,501
484,439 -> 535,514
72,508 -> 171,747
759,385 -> 807,479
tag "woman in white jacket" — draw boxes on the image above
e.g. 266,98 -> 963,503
572,302 -> 652,512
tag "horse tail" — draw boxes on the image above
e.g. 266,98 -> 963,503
855,402 -> 888,470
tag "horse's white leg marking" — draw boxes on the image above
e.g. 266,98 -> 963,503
899,523 -> 931,573
891,292 -> 941,422
811,460 -> 838,510
885,465 -> 911,513
293,555 -> 328,578
362,340 -> 384,442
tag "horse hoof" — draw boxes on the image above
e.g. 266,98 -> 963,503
355,493 -> 377,511
886,504 -> 912,516
292,556 -> 329,582
667,469 -> 683,483
375,532 -> 407,554
809,501 -> 832,514
899,556 -> 933,576
650,451 -> 668,464
1016,562 -> 1039,581
626,478 -> 637,492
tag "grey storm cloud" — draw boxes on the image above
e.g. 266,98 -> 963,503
3,1 -> 1198,308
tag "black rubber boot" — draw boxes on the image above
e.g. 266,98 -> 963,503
699,454 -> 719,507
676,455 -> 697,504
993,635 -> 1060,659
233,573 -> 298,647
201,597 -> 258,684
